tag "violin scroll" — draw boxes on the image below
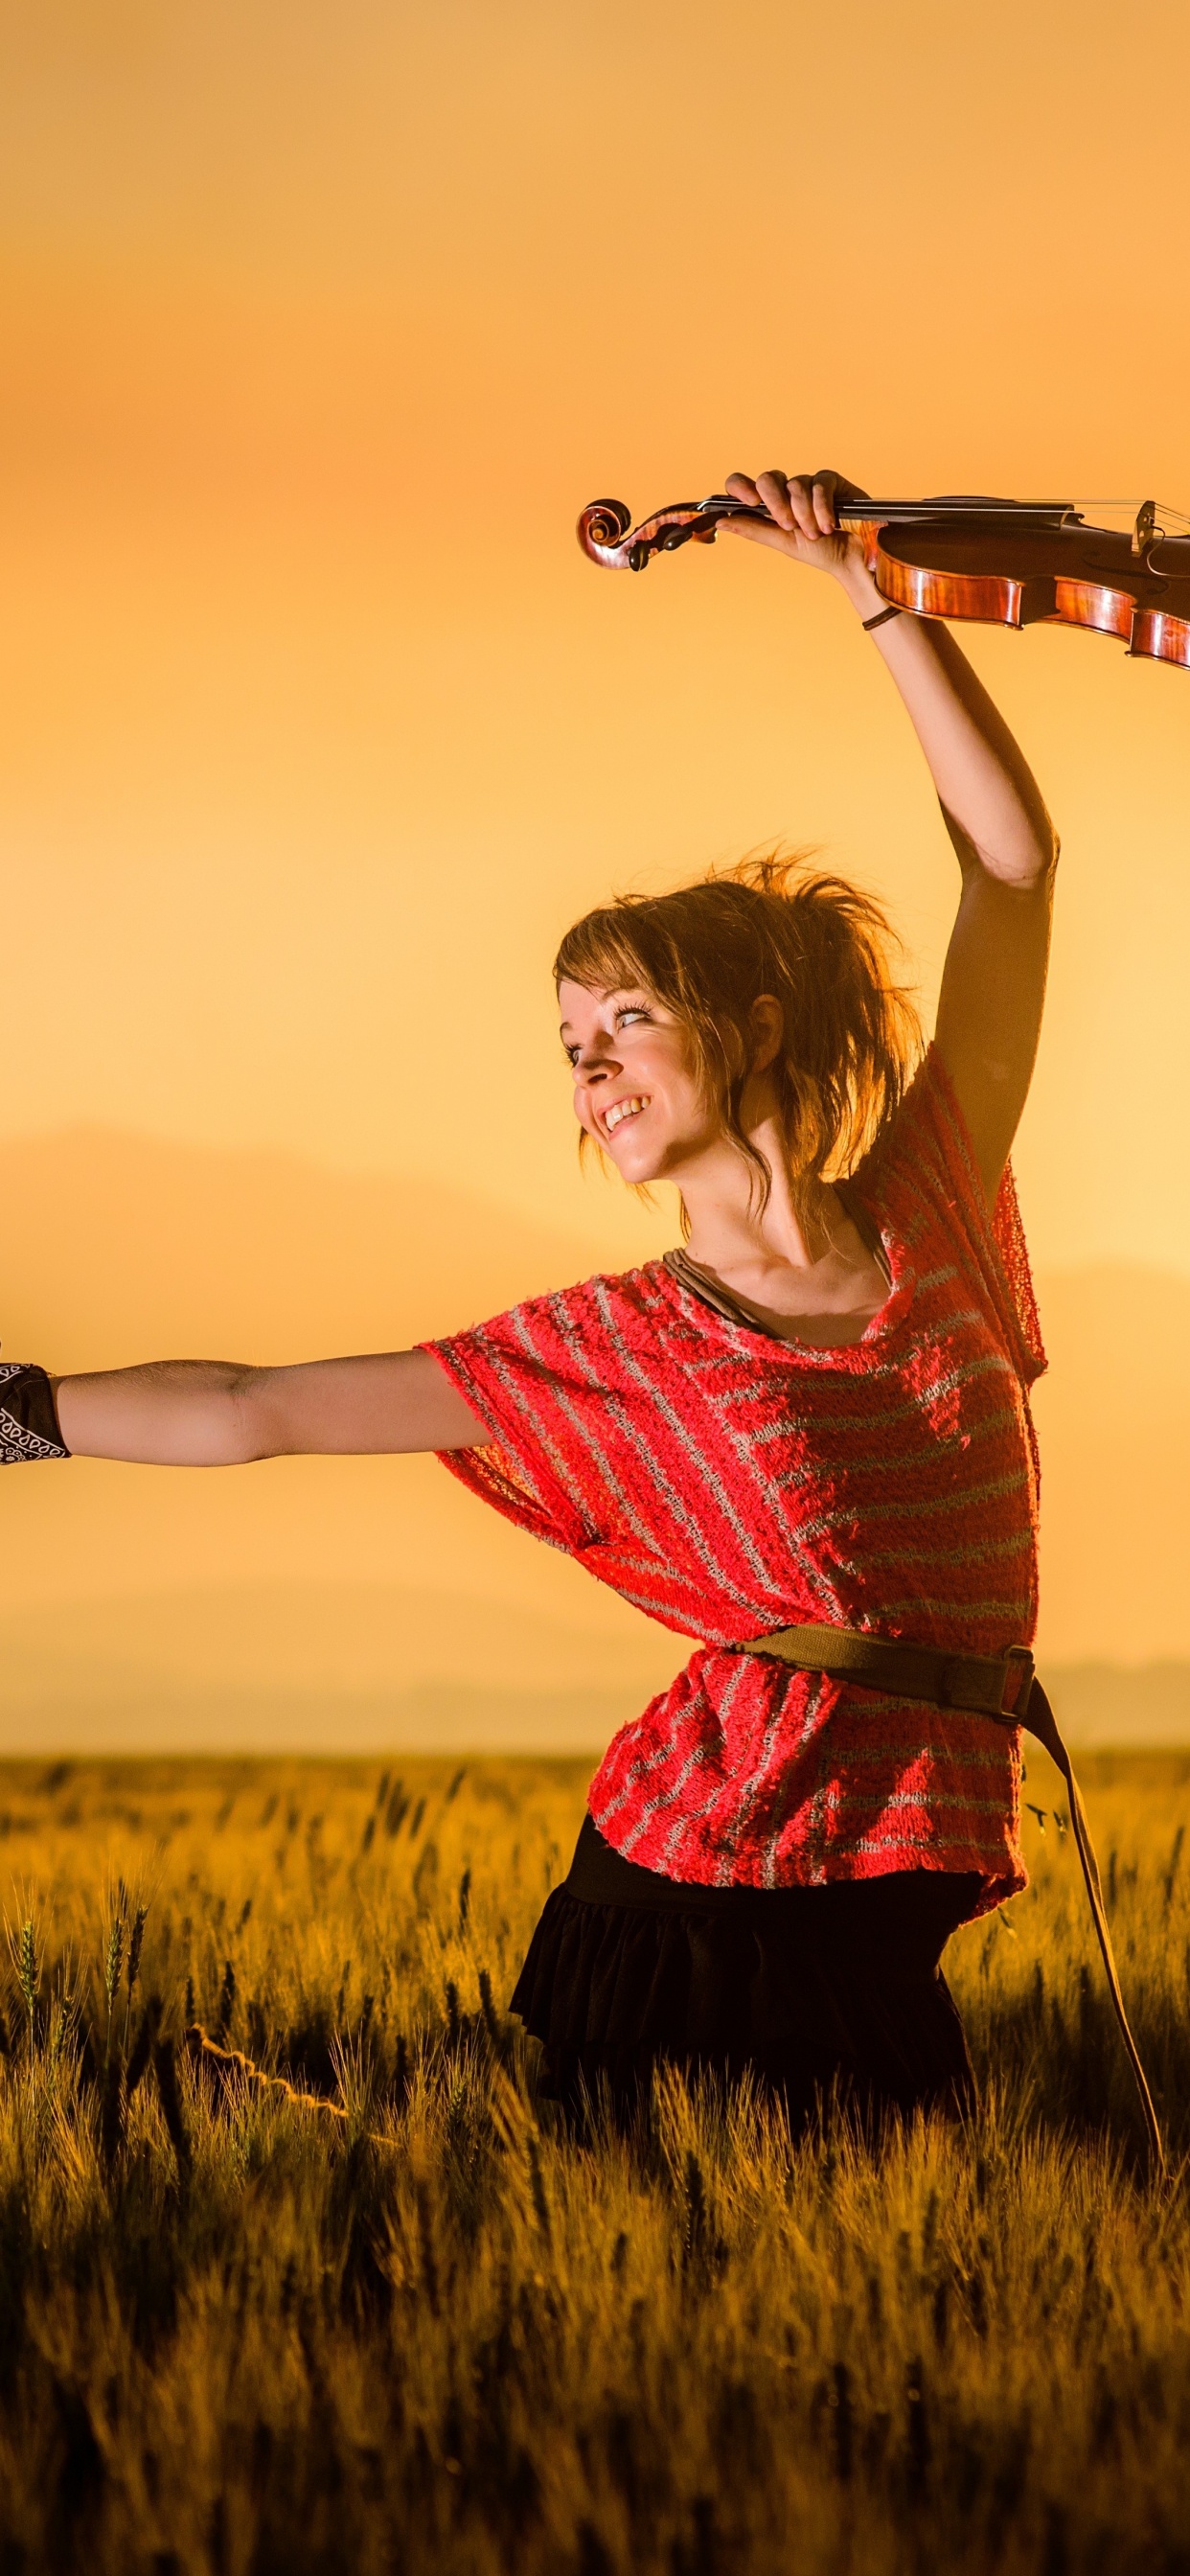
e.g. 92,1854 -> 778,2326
577,499 -> 633,564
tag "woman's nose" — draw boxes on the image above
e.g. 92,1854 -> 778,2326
575,1041 -> 615,1081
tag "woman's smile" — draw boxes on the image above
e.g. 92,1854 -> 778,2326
603,1093 -> 652,1137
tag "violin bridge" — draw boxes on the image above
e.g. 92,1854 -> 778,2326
1132,500 -> 1156,557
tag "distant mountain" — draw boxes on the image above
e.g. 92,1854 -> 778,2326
1044,1663 -> 1190,1750
0,1684 -> 642,1759
1031,1264 -> 1190,1663
0,1577 -> 676,1698
0,1577 -> 682,1755
0,1576 -> 1181,1755
0,1123 -> 638,1369
0,1124 -> 674,1676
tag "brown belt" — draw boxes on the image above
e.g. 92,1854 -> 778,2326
738,1621 -> 1166,2176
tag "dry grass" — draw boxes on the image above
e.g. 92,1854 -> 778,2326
1,1746 -> 1189,2575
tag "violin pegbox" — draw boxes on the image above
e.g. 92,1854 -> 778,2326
576,494 -> 762,571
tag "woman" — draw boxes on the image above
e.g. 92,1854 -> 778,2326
3,467 -> 1056,2128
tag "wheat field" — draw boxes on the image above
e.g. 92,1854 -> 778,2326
1,1746 -> 1188,2575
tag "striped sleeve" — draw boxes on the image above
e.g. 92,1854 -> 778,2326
858,1044 -> 1046,1387
421,1280 -> 623,1554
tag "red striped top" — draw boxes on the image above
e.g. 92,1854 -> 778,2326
426,1046 -> 1045,1916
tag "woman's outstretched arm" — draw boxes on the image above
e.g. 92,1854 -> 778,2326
719,466 -> 1059,1201
54,1348 -> 489,1463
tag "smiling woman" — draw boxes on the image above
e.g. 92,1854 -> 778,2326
11,461 -> 1063,2136
556,850 -> 916,1235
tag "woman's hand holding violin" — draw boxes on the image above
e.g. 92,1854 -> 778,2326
718,467 -> 876,595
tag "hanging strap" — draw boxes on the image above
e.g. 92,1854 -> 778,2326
737,1622 -> 1166,2176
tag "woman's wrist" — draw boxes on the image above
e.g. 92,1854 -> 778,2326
0,1364 -> 70,1460
834,555 -> 888,620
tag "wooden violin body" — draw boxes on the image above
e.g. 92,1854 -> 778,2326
577,493 -> 1190,669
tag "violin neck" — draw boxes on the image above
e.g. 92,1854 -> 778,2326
834,495 -> 1075,525
705,493 -> 1080,533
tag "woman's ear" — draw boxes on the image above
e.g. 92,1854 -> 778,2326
748,994 -> 784,1076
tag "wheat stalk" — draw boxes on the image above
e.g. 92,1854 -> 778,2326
16,1920 -> 38,2050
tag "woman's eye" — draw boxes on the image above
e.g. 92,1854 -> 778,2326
617,1007 -> 651,1028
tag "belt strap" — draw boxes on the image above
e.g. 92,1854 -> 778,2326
738,1622 -> 1166,2176
739,1622 -> 1036,1719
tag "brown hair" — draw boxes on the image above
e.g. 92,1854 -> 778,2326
554,849 -> 921,1220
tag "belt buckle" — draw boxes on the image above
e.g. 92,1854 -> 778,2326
999,1646 -> 1035,1718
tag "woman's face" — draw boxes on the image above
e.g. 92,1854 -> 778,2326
558,978 -> 721,1186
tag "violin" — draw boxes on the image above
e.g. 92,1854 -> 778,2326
577,491 -> 1190,669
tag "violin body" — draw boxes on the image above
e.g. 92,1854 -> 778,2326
577,493 -> 1190,669
865,512 -> 1190,668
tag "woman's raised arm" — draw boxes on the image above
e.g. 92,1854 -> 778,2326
54,1348 -> 489,1464
719,466 -> 1059,1201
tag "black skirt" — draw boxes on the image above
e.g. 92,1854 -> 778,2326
510,1815 -> 980,2130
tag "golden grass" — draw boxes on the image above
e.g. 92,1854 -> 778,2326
1,1747 -> 1189,2574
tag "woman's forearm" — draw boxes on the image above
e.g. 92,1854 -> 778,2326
836,557 -> 1057,886
54,1347 -> 487,1463
718,471 -> 1057,890
56,1360 -> 267,1464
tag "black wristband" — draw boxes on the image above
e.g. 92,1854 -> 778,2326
861,603 -> 904,632
0,1364 -> 70,1461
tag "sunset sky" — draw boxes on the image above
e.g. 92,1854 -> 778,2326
1,0 -> 1188,1724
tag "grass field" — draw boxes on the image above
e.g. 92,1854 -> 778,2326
1,1748 -> 1189,2575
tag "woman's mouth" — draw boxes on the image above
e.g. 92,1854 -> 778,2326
604,1094 -> 651,1137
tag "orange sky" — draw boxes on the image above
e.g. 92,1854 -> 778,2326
2,0 -> 1188,1267
1,1 -> 1189,1718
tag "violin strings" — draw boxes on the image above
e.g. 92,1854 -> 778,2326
831,497 -> 1190,533
691,494 -> 1188,526
1072,497 -> 1190,530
